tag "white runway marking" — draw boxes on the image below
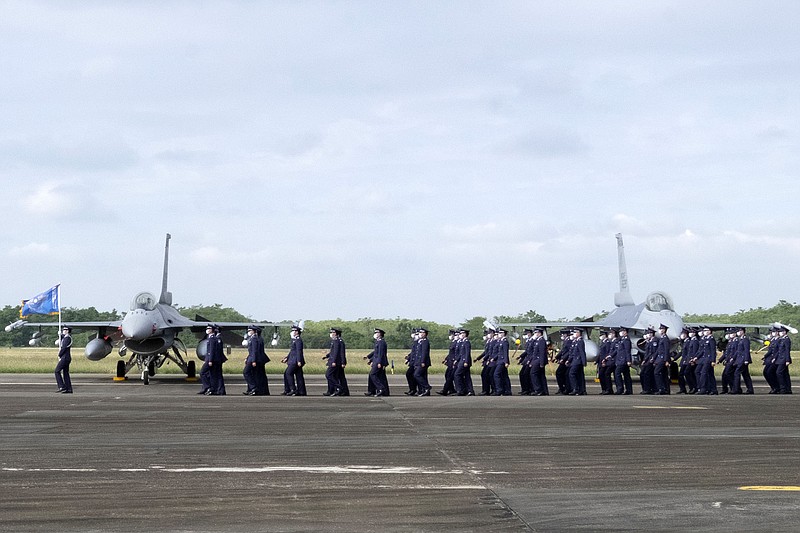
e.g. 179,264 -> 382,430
2,465 -> 507,475
632,406 -> 709,410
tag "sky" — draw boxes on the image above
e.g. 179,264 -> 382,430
1,1 -> 798,326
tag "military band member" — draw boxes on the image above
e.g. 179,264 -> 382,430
414,328 -> 432,396
323,328 -> 345,396
492,328 -> 512,395
366,328 -> 389,396
719,329 -> 737,394
601,329 -> 618,395
283,325 -> 306,396
437,330 -> 458,395
454,329 -> 475,396
639,328 -> 657,394
567,328 -> 587,395
696,326 -> 718,395
404,330 -> 420,395
55,326 -> 73,394
654,324 -> 671,395
763,327 -> 779,393
774,326 -> 792,394
476,329 -> 496,395
530,327 -> 549,396
732,326 -> 753,394
613,326 -> 633,394
555,329 -> 572,394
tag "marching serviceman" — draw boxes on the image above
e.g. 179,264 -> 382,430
404,330 -> 420,395
697,326 -> 718,395
763,327 -> 780,393
555,329 -> 572,395
732,327 -> 754,394
412,328 -> 432,396
567,328 -> 587,395
210,324 -> 227,395
775,326 -> 793,394
437,330 -> 458,395
55,326 -> 73,394
639,328 -> 657,394
476,328 -> 496,395
613,326 -> 633,395
601,329 -> 618,395
719,329 -> 737,394
243,326 -> 259,395
492,328 -> 511,395
530,327 -> 549,396
366,328 -> 390,396
654,324 -> 671,395
596,330 -> 610,394
677,328 -> 693,394
283,325 -> 306,396
518,329 -> 535,395
454,328 -> 475,396
323,327 -> 345,396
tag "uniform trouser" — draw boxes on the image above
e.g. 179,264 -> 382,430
493,365 -> 510,395
777,363 -> 792,394
640,364 -> 655,392
519,365 -> 532,393
211,364 -> 226,395
285,364 -> 306,395
481,365 -> 494,394
555,363 -> 569,393
721,363 -> 736,392
255,364 -> 269,395
55,356 -> 72,391
369,369 -> 389,395
406,366 -> 417,393
337,367 -> 349,395
698,361 -> 717,393
614,364 -> 632,393
325,365 -> 340,394
654,362 -> 670,393
531,365 -> 549,395
454,365 -> 472,394
568,364 -> 585,394
602,365 -> 616,393
200,361 -> 212,392
678,364 -> 691,392
597,364 -> 609,391
763,363 -> 779,392
441,366 -> 456,394
414,365 -> 430,392
733,363 -> 753,393
243,364 -> 257,391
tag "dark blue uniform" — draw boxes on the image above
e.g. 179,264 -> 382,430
697,332 -> 718,395
476,336 -> 495,395
405,336 -> 419,395
763,333 -> 779,393
567,335 -> 587,395
614,334 -> 633,394
324,336 -> 345,396
243,333 -> 259,394
733,333 -> 753,394
775,333 -> 792,394
55,333 -> 73,393
284,335 -> 306,395
454,337 -> 474,395
414,337 -> 432,395
438,338 -> 458,395
530,335 -> 549,395
719,335 -> 737,394
368,337 -> 390,396
555,336 -> 571,394
492,335 -> 511,395
654,333 -> 671,394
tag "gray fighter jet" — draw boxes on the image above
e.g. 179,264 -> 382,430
500,233 -> 780,362
6,234 -> 291,384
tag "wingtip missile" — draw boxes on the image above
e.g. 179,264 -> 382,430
5,319 -> 27,332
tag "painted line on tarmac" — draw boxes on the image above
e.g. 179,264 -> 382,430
739,486 -> 800,491
632,406 -> 709,410
2,465 -> 508,475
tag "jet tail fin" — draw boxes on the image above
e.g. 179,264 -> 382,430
614,233 -> 635,307
159,233 -> 173,305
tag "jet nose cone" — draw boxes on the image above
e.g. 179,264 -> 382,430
121,311 -> 155,341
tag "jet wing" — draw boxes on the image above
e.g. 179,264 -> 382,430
6,320 -> 121,331
684,322 -> 779,333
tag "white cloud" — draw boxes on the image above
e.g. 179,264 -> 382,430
8,242 -> 50,257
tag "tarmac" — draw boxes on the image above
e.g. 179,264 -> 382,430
1,372 -> 800,532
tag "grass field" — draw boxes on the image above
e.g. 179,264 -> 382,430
3,346 -> 799,377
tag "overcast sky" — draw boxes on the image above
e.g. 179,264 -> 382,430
1,1 -> 798,325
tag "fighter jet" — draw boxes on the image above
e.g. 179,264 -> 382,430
6,234 -> 292,384
500,233 -> 779,363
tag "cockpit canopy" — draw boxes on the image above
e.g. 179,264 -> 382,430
645,291 -> 674,312
131,292 -> 157,311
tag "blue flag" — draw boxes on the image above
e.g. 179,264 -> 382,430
20,285 -> 60,318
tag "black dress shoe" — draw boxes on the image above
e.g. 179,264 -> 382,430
197,390 -> 208,395
375,391 -> 384,397
466,391 -> 475,396
242,391 -> 252,395
417,390 -> 430,396
322,392 -> 332,396
364,392 -> 375,397
56,388 -> 65,393
61,390 -> 72,394
404,391 -> 415,396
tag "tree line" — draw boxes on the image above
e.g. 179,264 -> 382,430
0,301 -> 797,350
